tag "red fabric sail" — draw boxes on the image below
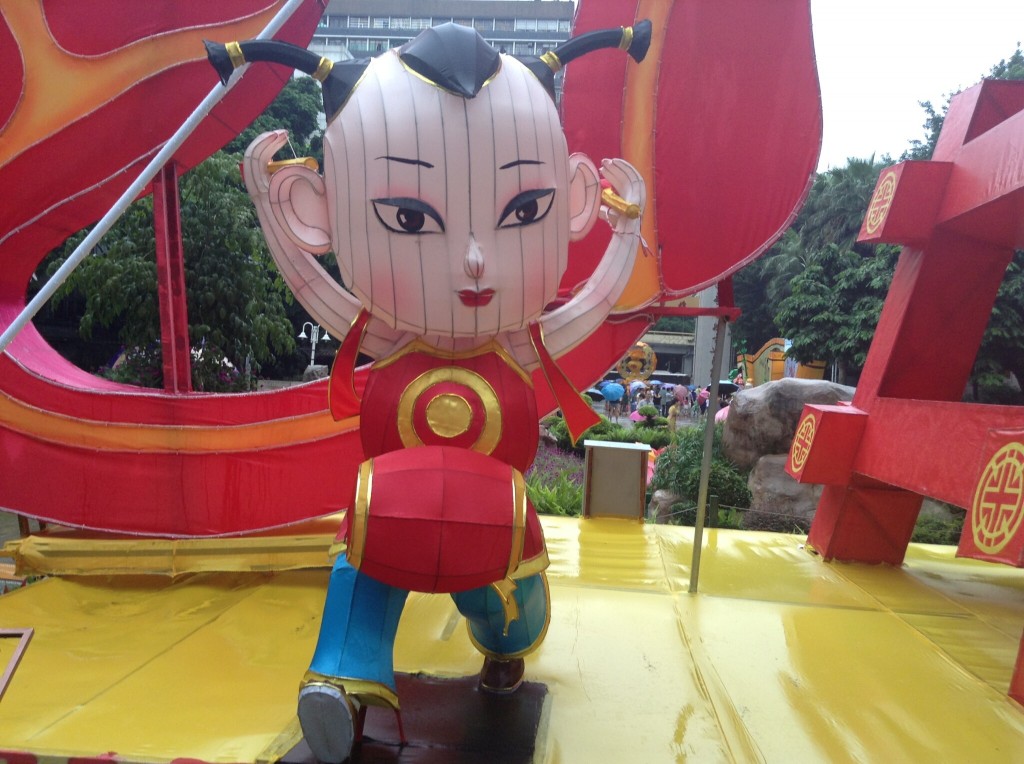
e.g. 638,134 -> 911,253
561,0 -> 822,300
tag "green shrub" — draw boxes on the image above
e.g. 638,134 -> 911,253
544,414 -> 655,455
650,421 -> 751,525
635,404 -> 660,425
628,427 -> 673,450
911,512 -> 965,545
526,471 -> 583,517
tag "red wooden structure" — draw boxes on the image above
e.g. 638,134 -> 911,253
787,78 -> 1024,701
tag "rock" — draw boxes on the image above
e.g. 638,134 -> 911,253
302,364 -> 330,382
741,454 -> 823,533
647,489 -> 681,524
919,498 -> 964,522
722,378 -> 855,469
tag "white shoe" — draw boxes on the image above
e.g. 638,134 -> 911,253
298,682 -> 357,763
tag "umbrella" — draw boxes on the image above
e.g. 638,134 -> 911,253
583,388 -> 604,401
601,382 -> 625,402
649,380 -> 664,386
718,381 -> 739,395
629,380 -> 647,393
715,405 -> 730,422
629,410 -> 644,422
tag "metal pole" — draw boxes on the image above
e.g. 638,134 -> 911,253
689,314 -> 729,594
0,0 -> 308,356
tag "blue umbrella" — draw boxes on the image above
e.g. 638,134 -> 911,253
601,382 -> 625,402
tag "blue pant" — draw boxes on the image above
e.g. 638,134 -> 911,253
309,556 -> 549,693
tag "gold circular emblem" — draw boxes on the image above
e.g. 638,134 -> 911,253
397,367 -> 501,453
425,393 -> 472,438
970,442 -> 1024,555
789,414 -> 816,474
864,170 -> 897,235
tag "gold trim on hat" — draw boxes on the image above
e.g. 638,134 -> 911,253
619,26 -> 634,52
399,54 -> 502,96
226,41 -> 245,70
540,51 -> 562,72
312,56 -> 334,83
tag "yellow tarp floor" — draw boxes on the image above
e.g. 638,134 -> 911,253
2,516 -> 1024,763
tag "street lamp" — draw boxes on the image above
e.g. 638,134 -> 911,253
298,322 -> 331,367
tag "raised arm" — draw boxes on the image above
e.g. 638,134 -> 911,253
243,130 -> 405,357
538,158 -> 646,359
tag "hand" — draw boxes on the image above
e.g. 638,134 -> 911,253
242,130 -> 289,195
599,158 -> 646,232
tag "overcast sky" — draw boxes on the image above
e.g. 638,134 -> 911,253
810,0 -> 1024,171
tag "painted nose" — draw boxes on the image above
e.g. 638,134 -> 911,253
464,236 -> 485,279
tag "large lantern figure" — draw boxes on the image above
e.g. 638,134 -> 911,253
207,21 -> 651,761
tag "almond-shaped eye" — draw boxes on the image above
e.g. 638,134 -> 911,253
498,188 -> 555,229
372,197 -> 445,234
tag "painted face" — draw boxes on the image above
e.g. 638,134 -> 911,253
322,51 -> 571,338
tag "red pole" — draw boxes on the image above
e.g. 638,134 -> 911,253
152,163 -> 192,393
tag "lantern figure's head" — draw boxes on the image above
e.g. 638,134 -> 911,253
206,22 -> 651,338
322,47 -> 591,337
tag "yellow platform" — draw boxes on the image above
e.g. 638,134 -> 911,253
2,517 -> 1024,762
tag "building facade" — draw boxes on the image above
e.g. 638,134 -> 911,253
311,0 -> 576,62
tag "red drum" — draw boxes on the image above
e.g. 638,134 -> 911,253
338,445 -> 546,593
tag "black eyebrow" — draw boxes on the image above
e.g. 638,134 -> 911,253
377,155 -> 434,168
499,159 -> 544,170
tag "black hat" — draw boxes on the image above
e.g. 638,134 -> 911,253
520,20 -> 652,100
204,39 -> 368,122
205,19 -> 651,121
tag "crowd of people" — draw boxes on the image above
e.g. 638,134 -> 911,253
601,371 -> 746,429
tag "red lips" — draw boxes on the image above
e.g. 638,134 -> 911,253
458,288 -> 495,307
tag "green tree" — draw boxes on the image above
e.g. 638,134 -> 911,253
740,46 -> 1024,389
652,315 -> 695,333
43,152 -> 296,390
736,155 -> 892,381
225,75 -> 324,162
731,257 -> 780,353
774,243 -> 899,381
35,76 -> 329,388
798,157 -> 887,253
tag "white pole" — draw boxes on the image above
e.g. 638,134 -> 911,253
0,0 -> 309,355
688,313 -> 729,594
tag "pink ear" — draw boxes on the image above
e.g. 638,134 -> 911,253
268,166 -> 332,253
568,153 -> 601,241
